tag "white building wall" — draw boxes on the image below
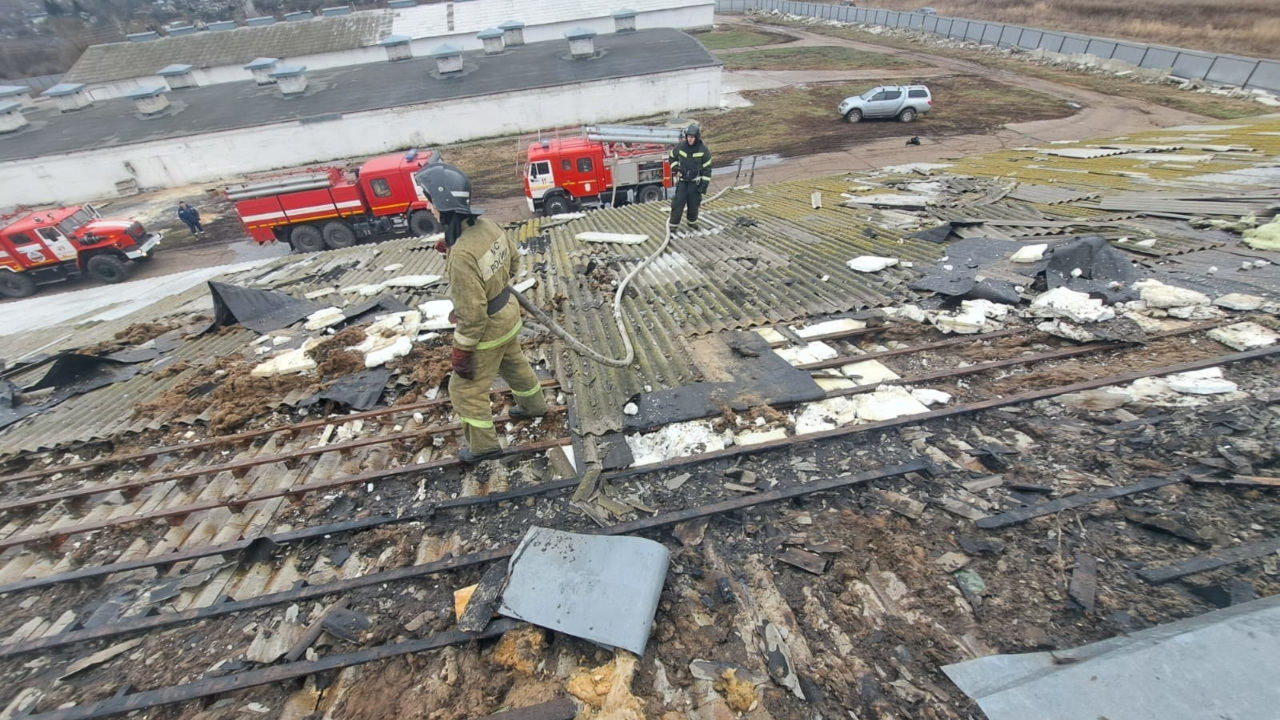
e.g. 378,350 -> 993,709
0,66 -> 721,206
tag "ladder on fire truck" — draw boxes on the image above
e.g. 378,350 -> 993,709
584,125 -> 685,145
224,169 -> 341,202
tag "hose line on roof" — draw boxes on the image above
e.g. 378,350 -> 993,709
511,184 -> 734,368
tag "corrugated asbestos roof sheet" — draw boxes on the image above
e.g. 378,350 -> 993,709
0,329 -> 257,455
1007,183 -> 1100,205
4,117 -> 1279,449
65,12 -> 394,84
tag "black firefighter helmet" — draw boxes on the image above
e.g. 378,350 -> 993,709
414,159 -> 482,215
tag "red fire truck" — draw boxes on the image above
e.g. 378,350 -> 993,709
524,125 -> 684,216
226,149 -> 442,252
0,205 -> 161,298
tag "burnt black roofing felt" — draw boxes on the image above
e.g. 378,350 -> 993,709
0,28 -> 719,163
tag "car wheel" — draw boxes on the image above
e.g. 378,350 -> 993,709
543,195 -> 571,216
290,224 -> 325,253
845,109 -> 862,124
899,108 -> 917,123
636,185 -> 663,204
86,254 -> 129,284
322,221 -> 357,249
0,272 -> 37,298
409,210 -> 439,237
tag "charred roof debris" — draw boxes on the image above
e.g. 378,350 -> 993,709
0,116 -> 1278,719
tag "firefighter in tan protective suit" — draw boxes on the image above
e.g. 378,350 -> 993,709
415,160 -> 548,463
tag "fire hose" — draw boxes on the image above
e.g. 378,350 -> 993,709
510,184 -> 733,368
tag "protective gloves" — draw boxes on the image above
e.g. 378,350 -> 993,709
434,239 -> 448,254
698,180 -> 710,194
451,347 -> 475,380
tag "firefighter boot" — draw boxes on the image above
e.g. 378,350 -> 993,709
458,447 -> 502,464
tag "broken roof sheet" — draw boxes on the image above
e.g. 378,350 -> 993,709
1006,183 -> 1100,205
944,594 -> 1280,720
64,12 -> 394,85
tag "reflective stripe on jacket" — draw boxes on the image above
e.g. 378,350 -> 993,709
670,139 -> 712,184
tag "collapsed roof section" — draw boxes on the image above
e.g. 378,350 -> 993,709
0,117 -> 1276,453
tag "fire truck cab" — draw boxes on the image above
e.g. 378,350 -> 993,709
525,125 -> 681,216
0,205 -> 161,298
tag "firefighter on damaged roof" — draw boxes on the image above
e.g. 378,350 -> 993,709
668,123 -> 712,231
414,160 -> 548,464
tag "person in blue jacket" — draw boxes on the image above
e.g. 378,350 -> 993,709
178,201 -> 204,236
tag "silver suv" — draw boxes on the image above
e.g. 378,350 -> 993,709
838,84 -> 932,123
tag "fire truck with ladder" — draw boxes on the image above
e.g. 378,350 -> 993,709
0,205 -> 161,298
226,149 -> 442,253
524,125 -> 685,216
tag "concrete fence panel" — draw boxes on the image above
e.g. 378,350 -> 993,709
1040,33 -> 1066,53
1059,35 -> 1090,54
981,23 -> 1003,45
908,13 -> 924,29
922,14 -> 939,32
1112,43 -> 1147,65
1172,51 -> 1215,80
997,25 -> 1021,48
1086,39 -> 1117,59
1141,47 -> 1179,70
1018,28 -> 1043,49
1205,56 -> 1257,87
964,21 -> 986,43
1250,61 -> 1280,93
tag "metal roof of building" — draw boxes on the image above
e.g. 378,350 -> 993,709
1,29 -> 719,163
391,0 -> 712,39
63,12 -> 395,85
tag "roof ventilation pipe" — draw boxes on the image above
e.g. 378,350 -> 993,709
565,27 -> 597,59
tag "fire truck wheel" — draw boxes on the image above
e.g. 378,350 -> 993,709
290,225 -> 326,253
86,254 -> 129,284
409,210 -> 439,237
543,195 -> 571,217
322,221 -> 357,249
636,185 -> 663,204
0,272 -> 37,298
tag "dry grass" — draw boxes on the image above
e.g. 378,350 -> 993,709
690,27 -> 795,50
718,45 -> 926,71
811,0 -> 1280,59
698,75 -> 1072,163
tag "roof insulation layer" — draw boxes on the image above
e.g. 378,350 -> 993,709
0,28 -> 719,163
65,12 -> 395,85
